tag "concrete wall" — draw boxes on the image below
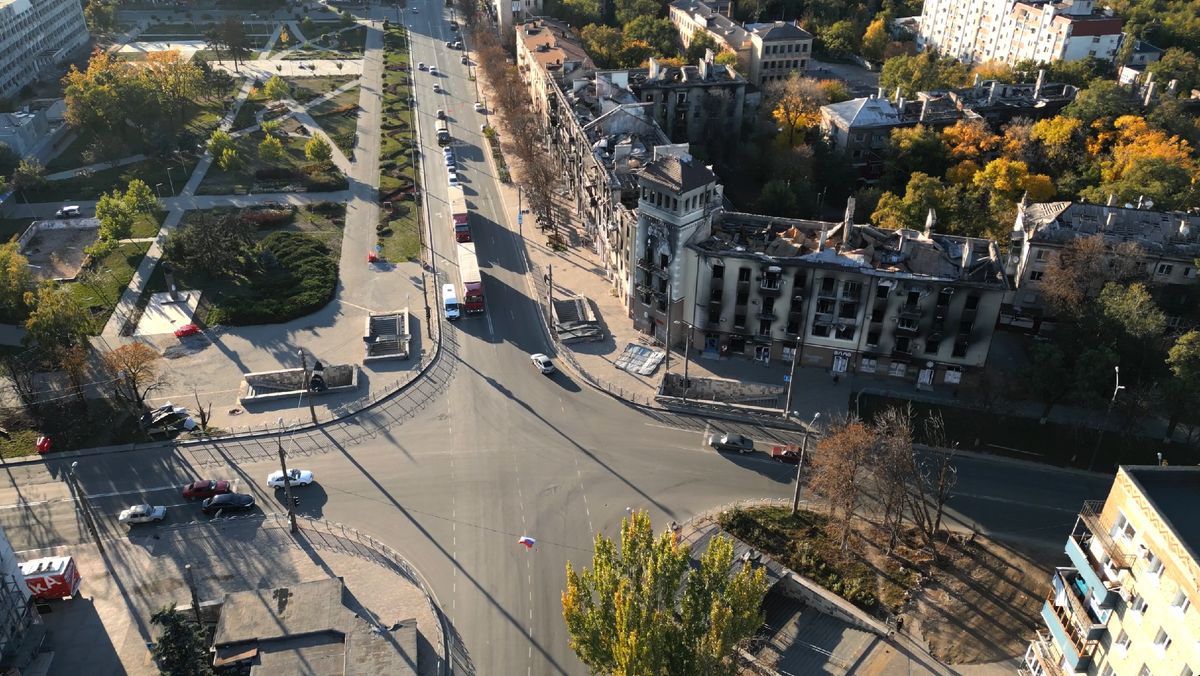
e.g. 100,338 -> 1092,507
774,572 -> 891,636
17,218 -> 100,252
240,365 -> 359,403
659,372 -> 784,405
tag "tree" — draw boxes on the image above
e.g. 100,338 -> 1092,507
260,120 -> 281,137
150,605 -> 213,676
581,24 -> 625,69
1163,331 -> 1200,441
622,16 -> 678,58
819,20 -> 858,56
0,141 -> 18,178
942,119 -> 999,165
562,511 -> 768,676
1040,234 -> 1116,315
871,172 -> 943,230
203,25 -> 225,64
808,419 -> 878,549
52,343 -> 90,408
83,134 -> 129,168
1021,342 -> 1073,423
305,135 -> 333,162
10,159 -> 46,194
165,212 -> 255,278
263,75 -> 292,101
1146,48 -> 1200,99
220,17 -> 252,71
861,16 -> 890,61
124,179 -> 159,217
0,243 -> 33,315
84,1 -> 115,31
757,179 -> 798,215
207,130 -> 235,158
1062,79 -> 1135,127
1097,281 -> 1167,373
259,135 -> 285,162
684,28 -> 720,63
23,283 -> 91,351
879,52 -> 969,97
614,0 -> 658,25
103,342 -> 165,410
768,73 -> 828,146
95,191 -> 135,242
300,16 -> 317,36
714,51 -> 739,67
217,147 -> 243,171
339,8 -> 356,27
882,124 -> 946,190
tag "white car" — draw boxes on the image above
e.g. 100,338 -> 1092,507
432,83 -> 441,93
118,504 -> 166,525
429,66 -> 439,75
531,353 -> 555,374
417,62 -> 427,70
448,173 -> 460,187
474,102 -> 485,113
267,469 -> 314,488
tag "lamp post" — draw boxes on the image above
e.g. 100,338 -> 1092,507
791,413 -> 821,516
155,182 -> 164,199
276,418 -> 298,534
166,166 -> 177,196
672,319 -> 696,399
1088,366 -> 1124,472
298,349 -> 318,425
70,462 -> 104,553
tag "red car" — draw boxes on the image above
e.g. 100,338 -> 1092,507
182,480 -> 232,500
174,324 -> 200,337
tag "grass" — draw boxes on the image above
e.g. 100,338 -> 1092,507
309,84 -> 360,115
33,157 -> 199,202
71,240 -> 153,334
132,211 -> 170,239
47,128 -> 148,172
377,28 -> 422,262
232,86 -> 270,130
284,75 -> 356,103
309,85 -> 360,153
855,393 -> 1199,471
195,129 -> 347,195
281,50 -> 358,60
0,398 -> 146,458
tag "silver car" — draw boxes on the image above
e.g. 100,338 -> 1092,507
119,504 -> 166,525
708,433 -> 753,453
531,353 -> 555,374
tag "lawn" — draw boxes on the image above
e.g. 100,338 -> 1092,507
132,211 -> 170,239
377,27 -> 422,263
285,75 -> 357,104
47,128 -> 148,172
232,86 -> 270,130
33,156 -> 198,202
195,129 -> 347,195
855,393 -> 1198,471
281,50 -> 358,60
71,240 -> 153,334
309,85 -> 360,153
0,398 -> 146,458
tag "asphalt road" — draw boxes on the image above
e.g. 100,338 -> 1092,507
0,6 -> 1114,676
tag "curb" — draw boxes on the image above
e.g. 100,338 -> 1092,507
914,443 -> 1113,478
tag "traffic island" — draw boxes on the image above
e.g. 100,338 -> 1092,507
240,364 -> 359,403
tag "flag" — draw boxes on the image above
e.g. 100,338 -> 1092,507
518,537 -> 535,548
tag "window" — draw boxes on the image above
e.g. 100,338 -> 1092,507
786,321 -> 799,334
876,284 -> 890,299
959,321 -> 973,334
1140,664 -> 1154,676
867,331 -> 880,347
965,294 -> 979,310
1185,267 -> 1195,279
811,323 -> 830,337
1112,512 -> 1137,542
1170,590 -> 1191,617
734,314 -> 746,329
944,366 -> 962,384
1114,630 -> 1132,655
937,289 -> 953,307
1182,666 -> 1194,676
1035,249 -> 1049,261
1146,552 -> 1165,582
952,342 -> 968,358
736,291 -> 749,305
817,298 -> 835,314
1028,271 -> 1044,281
925,339 -> 941,354
861,357 -> 877,373
1153,628 -> 1172,655
854,133 -> 865,143
1023,292 -> 1039,304
738,267 -> 751,282
839,302 -> 858,319
852,150 -> 863,159
1130,594 -> 1148,620
895,336 -> 911,353
1158,263 -> 1175,276
712,264 -> 725,279
835,324 -> 855,340
783,346 -> 795,362
843,281 -> 862,298
759,320 -> 772,335
898,317 -> 919,331
1100,664 -> 1116,676
889,361 -> 907,377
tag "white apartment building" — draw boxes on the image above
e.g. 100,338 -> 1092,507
0,0 -> 90,100
488,0 -> 544,47
917,0 -> 1123,65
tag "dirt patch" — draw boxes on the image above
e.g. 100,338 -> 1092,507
22,225 -> 100,281
907,536 -> 1055,664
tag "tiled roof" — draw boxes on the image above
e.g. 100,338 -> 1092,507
640,154 -> 716,193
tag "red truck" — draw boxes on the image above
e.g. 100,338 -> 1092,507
449,185 -> 470,242
20,556 -> 81,600
457,242 -> 484,315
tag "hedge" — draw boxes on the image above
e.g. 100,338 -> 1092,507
208,232 -> 337,326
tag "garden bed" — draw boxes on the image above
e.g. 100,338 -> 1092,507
377,29 -> 421,262
195,129 -> 347,195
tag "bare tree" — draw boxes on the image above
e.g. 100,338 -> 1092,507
2,352 -> 42,422
102,343 -> 166,410
192,389 -> 212,435
904,416 -> 958,556
50,344 -> 90,409
871,407 -> 915,554
1042,235 -> 1147,316
808,417 -> 879,550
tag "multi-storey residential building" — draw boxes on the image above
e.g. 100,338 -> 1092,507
917,0 -> 1123,66
1025,466 -> 1200,676
677,207 -> 1008,387
668,0 -> 812,87
1005,200 -> 1200,333
514,19 -> 594,111
0,0 -> 90,100
486,0 -> 545,47
0,521 -> 37,667
820,75 -> 1077,185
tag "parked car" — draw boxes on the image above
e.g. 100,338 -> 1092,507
174,324 -> 200,337
461,55 -> 469,64
445,155 -> 455,167
446,40 -> 455,47
267,469 -> 313,488
474,102 -> 485,113
453,41 -> 463,49
201,493 -> 256,515
417,62 -> 427,70
119,504 -> 166,525
770,445 -> 801,464
182,480 -> 232,500
708,433 -> 754,453
449,20 -> 458,29
448,173 -> 459,188
531,353 -> 555,374
55,206 -> 81,218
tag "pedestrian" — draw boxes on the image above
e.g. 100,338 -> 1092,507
833,373 -> 840,384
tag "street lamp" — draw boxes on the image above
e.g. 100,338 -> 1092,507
276,418 -> 299,534
70,462 -> 104,553
298,349 -> 318,425
155,182 -> 164,199
672,319 -> 697,399
166,166 -> 177,196
791,413 -> 821,516
1088,366 -> 1124,471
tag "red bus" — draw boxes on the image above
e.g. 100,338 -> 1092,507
457,242 -> 484,315
449,185 -> 470,242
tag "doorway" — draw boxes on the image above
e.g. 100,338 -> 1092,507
754,345 -> 770,362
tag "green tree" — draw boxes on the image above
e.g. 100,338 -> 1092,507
1096,282 -> 1167,373
0,141 -> 19,178
623,16 -> 678,58
339,9 -> 356,27
260,119 -> 281,136
207,130 -> 236,158
124,178 -> 159,217
23,283 -> 92,351
614,0 -> 659,26
819,20 -> 858,56
217,147 -> 243,171
0,243 -> 33,315
1062,79 -> 1135,127
1146,48 -> 1200,99
10,159 -> 46,195
879,52 -> 969,97
84,1 -> 115,31
757,179 -> 799,215
1163,330 -> 1200,441
305,135 -> 333,162
259,135 -> 285,162
871,172 -> 942,230
95,191 -> 134,242
263,75 -> 292,101
220,17 -> 252,71
684,28 -> 720,63
582,24 -> 625,69
562,511 -> 769,676
150,605 -> 213,676
544,0 -> 602,28
882,124 -> 946,190
714,51 -> 739,67
301,16 -> 317,36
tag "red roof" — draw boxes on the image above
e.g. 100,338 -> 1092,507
1068,16 -> 1122,37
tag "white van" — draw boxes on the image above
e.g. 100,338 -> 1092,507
442,283 -> 460,321
56,206 -> 81,218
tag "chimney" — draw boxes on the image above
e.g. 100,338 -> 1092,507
1145,71 -> 1156,86
924,208 -> 936,239
960,240 -> 972,271
919,99 -> 929,122
894,87 -> 903,103
897,96 -> 906,114
649,57 -> 661,80
1107,194 -> 1117,206
1105,211 -> 1117,231
1034,69 -> 1045,98
1144,81 -> 1157,106
818,226 -> 828,252
878,86 -> 886,99
1168,79 -> 1178,96
705,48 -> 715,64
987,81 -> 998,105
973,73 -> 982,87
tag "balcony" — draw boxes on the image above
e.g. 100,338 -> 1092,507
1025,631 -> 1066,676
759,279 -> 783,296
1078,501 -> 1134,570
706,311 -> 722,327
900,303 -> 923,319
754,332 -> 773,344
1065,533 -> 1121,608
737,280 -> 751,293
789,309 -> 805,323
1052,569 -> 1109,641
757,309 -> 778,321
1040,599 -> 1095,673
817,286 -> 837,299
636,258 -> 669,278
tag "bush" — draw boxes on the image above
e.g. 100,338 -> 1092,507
301,160 -> 334,175
255,166 -> 305,180
307,200 -> 343,214
239,208 -> 295,227
332,131 -> 355,149
209,231 -> 336,326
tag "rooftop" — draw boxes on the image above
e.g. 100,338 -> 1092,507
691,209 -> 1009,289
1121,466 -> 1200,590
1016,201 -> 1200,258
670,0 -> 750,48
640,152 -> 718,193
518,18 -> 594,79
746,20 -> 813,41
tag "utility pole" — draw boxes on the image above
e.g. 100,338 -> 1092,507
422,270 -> 431,338
547,263 -> 553,312
1088,366 -> 1124,472
791,413 -> 820,515
673,320 -> 693,399
298,349 -> 317,425
277,418 -> 298,534
783,340 -> 801,419
185,564 -> 202,625
70,462 -> 103,554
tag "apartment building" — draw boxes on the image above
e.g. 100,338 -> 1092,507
0,0 -> 90,100
1026,466 -> 1200,676
820,75 -> 1077,185
668,0 -> 812,87
487,0 -> 545,47
676,207 -> 1008,387
1005,200 -> 1200,333
917,0 -> 1123,66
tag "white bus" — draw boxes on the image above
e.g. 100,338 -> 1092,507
442,283 -> 460,320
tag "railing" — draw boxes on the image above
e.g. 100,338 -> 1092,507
1029,631 -> 1067,676
1079,501 -> 1134,568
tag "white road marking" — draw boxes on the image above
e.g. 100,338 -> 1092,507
0,483 -> 191,510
